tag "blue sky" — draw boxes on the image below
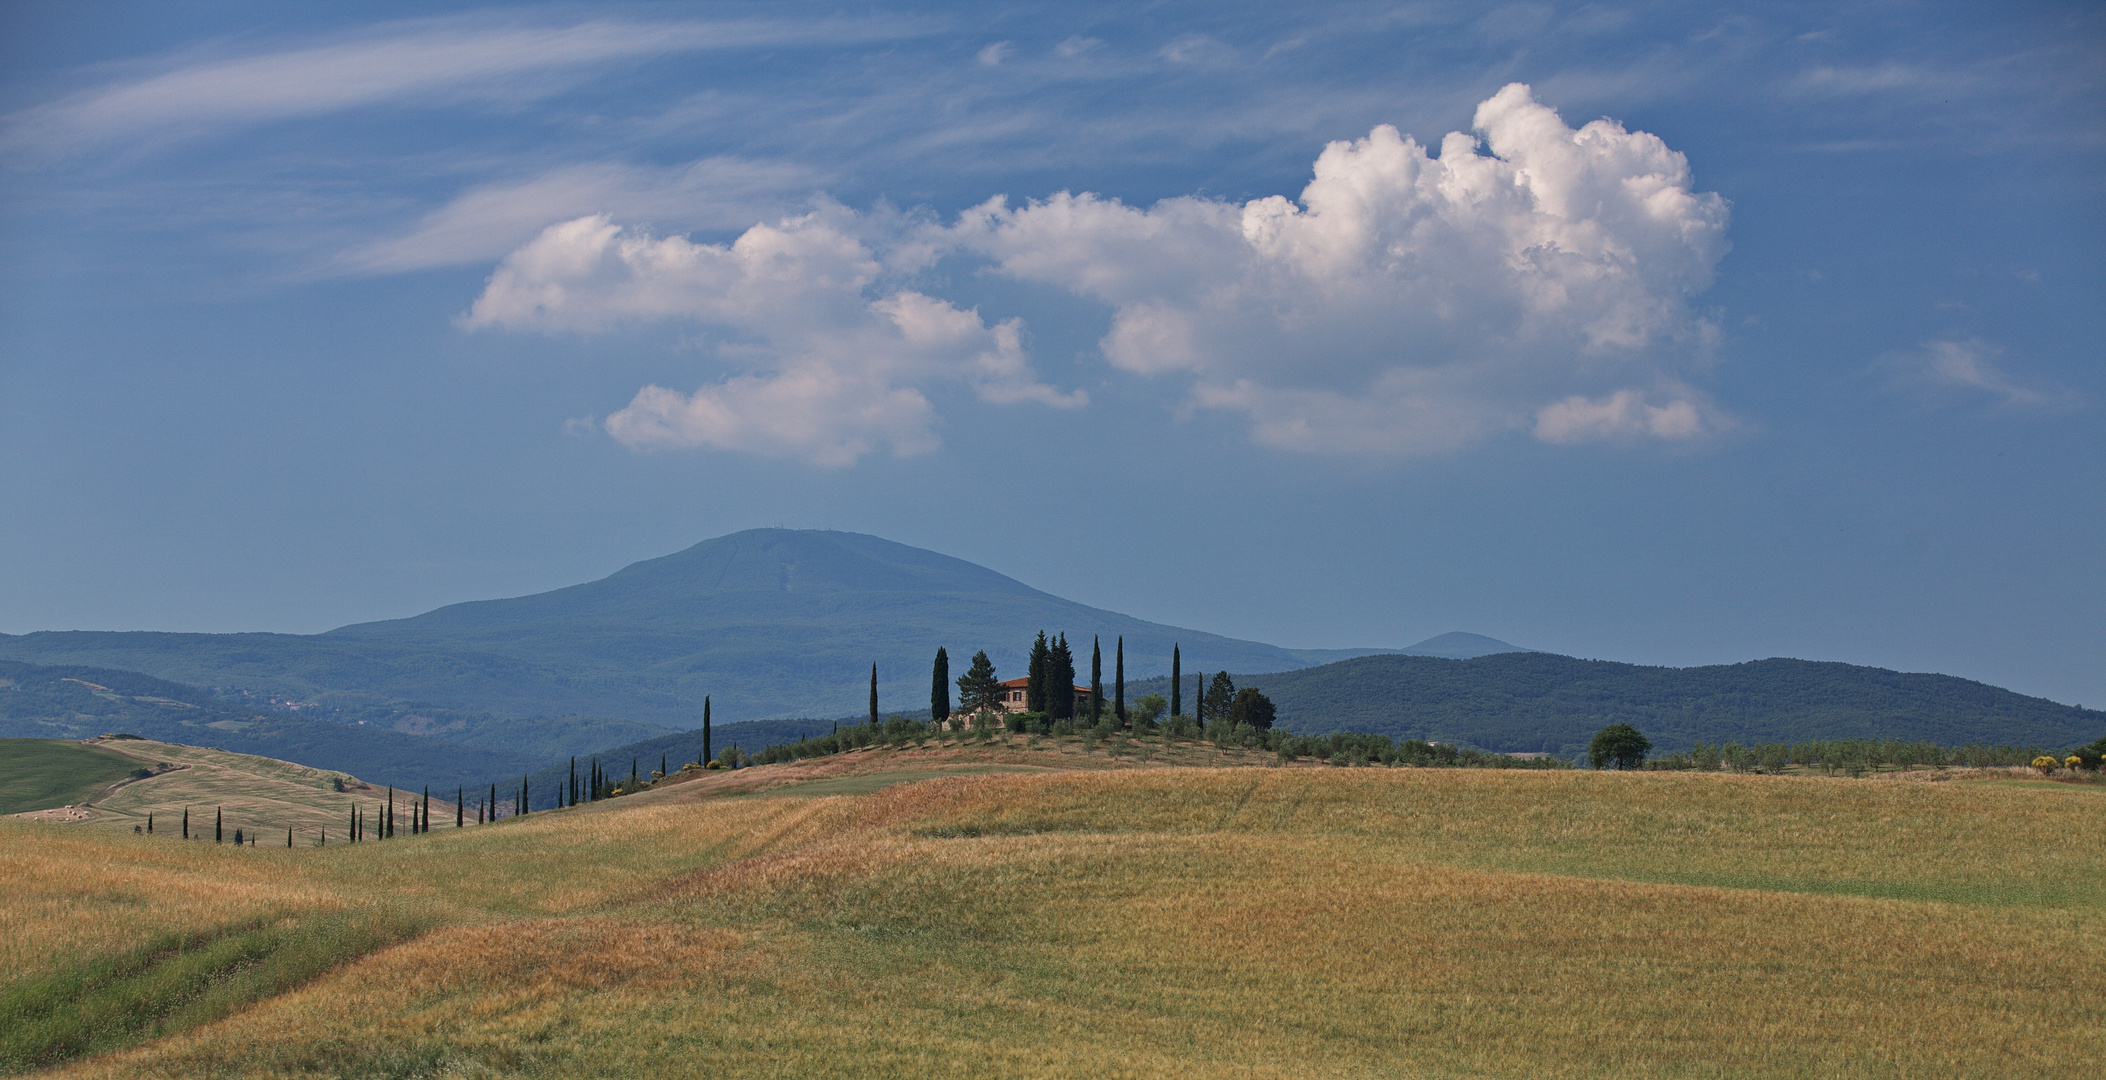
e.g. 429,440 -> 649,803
2,1 -> 2100,706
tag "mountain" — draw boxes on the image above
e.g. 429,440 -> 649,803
0,529 -> 1388,725
1398,632 -> 1527,659
1130,652 -> 2098,757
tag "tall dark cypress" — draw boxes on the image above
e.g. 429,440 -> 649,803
1171,645 -> 1182,718
288,827 -> 294,849
1049,634 -> 1076,720
183,808 -> 189,840
1115,636 -> 1126,724
521,775 -> 530,815
1089,636 -> 1104,722
660,753 -> 667,779
215,807 -> 223,843
1026,631 -> 1050,713
869,662 -> 879,725
1193,672 -> 1204,724
703,698 -> 712,768
488,783 -> 497,820
386,788 -> 395,839
147,811 -> 154,834
457,786 -> 464,828
569,757 -> 578,806
422,787 -> 431,835
931,647 -> 950,725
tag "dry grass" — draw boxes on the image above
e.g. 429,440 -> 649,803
10,755 -> 2103,1079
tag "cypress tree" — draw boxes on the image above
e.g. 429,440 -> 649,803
869,662 -> 879,725
631,758 -> 638,788
1170,645 -> 1181,718
703,697 -> 712,771
288,826 -> 293,849
1115,637 -> 1126,725
1089,636 -> 1104,722
521,775 -> 530,815
457,786 -> 464,828
183,808 -> 189,839
234,827 -> 242,846
569,757 -> 578,806
422,787 -> 431,835
1193,672 -> 1204,724
1026,631 -> 1050,713
660,753 -> 667,779
147,811 -> 153,835
488,783 -> 497,820
931,647 -> 950,725
349,807 -> 356,842
215,807 -> 223,843
386,788 -> 395,839
1049,634 -> 1076,721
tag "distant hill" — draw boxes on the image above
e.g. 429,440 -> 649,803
1397,632 -> 1527,659
0,529 -> 1391,725
1130,653 -> 2100,757
0,660 -> 547,790
1,735 -> 463,839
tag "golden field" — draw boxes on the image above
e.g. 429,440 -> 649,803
4,741 -> 2101,1079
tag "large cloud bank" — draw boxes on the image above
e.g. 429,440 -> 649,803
465,84 -> 1730,464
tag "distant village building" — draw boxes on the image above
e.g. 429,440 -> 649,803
995,677 -> 1096,714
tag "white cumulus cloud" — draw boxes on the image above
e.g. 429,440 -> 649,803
463,210 -> 1082,466
465,84 -> 1731,464
949,83 -> 1730,453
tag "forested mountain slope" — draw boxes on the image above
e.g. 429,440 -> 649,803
1132,653 -> 2099,758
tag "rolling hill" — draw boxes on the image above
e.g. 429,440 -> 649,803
0,660 -> 551,790
1132,652 -> 2101,756
0,529 -> 1402,725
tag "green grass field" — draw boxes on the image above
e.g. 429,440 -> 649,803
0,739 -> 143,815
4,739 -> 2101,1078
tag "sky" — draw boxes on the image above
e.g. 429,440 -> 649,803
1,1 -> 2100,707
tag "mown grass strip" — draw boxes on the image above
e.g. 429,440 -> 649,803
0,908 -> 423,1074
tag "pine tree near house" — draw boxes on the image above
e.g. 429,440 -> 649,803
956,650 -> 1000,723
1090,636 -> 1104,723
1171,646 -> 1182,719
1049,634 -> 1077,721
1115,636 -> 1126,725
931,647 -> 951,726
869,663 -> 880,724
1026,631 -> 1050,713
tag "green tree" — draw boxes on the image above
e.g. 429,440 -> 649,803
956,650 -> 1001,722
1170,645 -> 1181,719
869,663 -> 879,725
931,646 -> 951,725
1132,693 -> 1168,728
1115,636 -> 1126,724
1026,631 -> 1050,713
1205,672 -> 1236,726
1048,634 -> 1077,720
1588,723 -> 1651,770
1229,687 -> 1276,730
703,696 -> 712,769
1090,636 -> 1104,722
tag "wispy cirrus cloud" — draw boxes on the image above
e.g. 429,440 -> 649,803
337,157 -> 825,274
4,15 -> 919,159
1879,338 -> 2083,411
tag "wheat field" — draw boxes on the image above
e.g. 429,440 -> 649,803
5,748 -> 2100,1078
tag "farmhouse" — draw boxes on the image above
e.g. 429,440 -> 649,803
995,677 -> 1096,714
